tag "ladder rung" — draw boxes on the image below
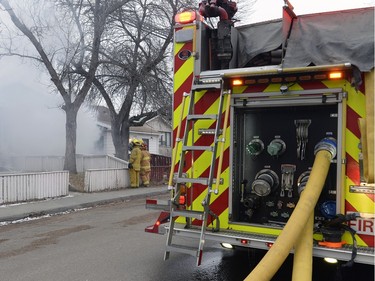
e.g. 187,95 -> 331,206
182,145 -> 213,152
198,128 -> 222,135
172,209 -> 204,220
166,244 -> 198,256
176,177 -> 209,185
192,83 -> 222,90
176,177 -> 223,185
187,114 -> 217,120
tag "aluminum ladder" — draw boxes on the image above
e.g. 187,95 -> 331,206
165,79 -> 231,266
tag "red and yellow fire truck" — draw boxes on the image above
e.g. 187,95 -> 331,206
146,2 -> 374,278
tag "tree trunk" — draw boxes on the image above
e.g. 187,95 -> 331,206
64,104 -> 78,173
111,118 -> 130,161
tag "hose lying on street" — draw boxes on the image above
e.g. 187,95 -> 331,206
292,212 -> 314,281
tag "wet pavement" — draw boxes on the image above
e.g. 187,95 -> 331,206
0,186 -> 373,281
154,246 -> 374,281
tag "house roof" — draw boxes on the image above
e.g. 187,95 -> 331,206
146,115 -> 172,130
95,106 -> 170,134
130,126 -> 160,135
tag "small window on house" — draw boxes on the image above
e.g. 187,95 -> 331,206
159,132 -> 171,147
142,139 -> 149,149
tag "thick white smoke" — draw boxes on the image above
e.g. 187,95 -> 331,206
0,57 -> 101,160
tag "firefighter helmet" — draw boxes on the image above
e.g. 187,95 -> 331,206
132,139 -> 142,146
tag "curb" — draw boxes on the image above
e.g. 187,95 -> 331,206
0,189 -> 169,223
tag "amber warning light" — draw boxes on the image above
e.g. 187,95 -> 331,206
329,71 -> 343,79
232,79 -> 244,86
175,11 -> 196,24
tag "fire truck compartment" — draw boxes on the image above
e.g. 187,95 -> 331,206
230,91 -> 341,227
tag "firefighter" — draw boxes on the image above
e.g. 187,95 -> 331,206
128,139 -> 142,188
140,143 -> 151,187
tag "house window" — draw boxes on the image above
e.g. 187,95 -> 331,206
159,132 -> 171,147
141,138 -> 149,149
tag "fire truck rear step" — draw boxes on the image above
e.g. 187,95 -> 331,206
172,209 -> 204,220
166,244 -> 199,257
165,226 -> 375,265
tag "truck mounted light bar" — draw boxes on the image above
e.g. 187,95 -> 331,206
198,63 -> 351,82
230,71 -> 345,87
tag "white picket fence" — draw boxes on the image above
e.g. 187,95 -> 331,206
82,156 -> 129,192
84,168 -> 129,192
9,155 -> 128,173
0,171 -> 69,204
1,155 -> 130,202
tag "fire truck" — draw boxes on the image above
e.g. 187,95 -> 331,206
146,1 -> 374,278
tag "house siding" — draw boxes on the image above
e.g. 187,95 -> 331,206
97,113 -> 172,158
129,131 -> 160,155
104,131 -> 115,156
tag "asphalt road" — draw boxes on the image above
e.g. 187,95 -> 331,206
0,196 -> 373,281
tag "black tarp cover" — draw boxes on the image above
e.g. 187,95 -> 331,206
237,7 -> 374,72
237,19 -> 283,68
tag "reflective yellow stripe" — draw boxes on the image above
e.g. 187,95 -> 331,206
347,87 -> 366,118
173,90 -> 208,131
232,85 -> 248,94
174,57 -> 194,93
184,94 -> 223,172
345,129 -> 360,161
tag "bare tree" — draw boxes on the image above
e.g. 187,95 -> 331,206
78,0 -> 191,160
0,0 -> 129,172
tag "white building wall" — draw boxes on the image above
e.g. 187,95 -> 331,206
104,131 -> 116,156
130,132 -> 160,155
99,115 -> 172,157
104,130 -> 161,156
148,137 -> 160,155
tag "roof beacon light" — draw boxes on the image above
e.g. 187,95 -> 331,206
329,71 -> 343,79
175,11 -> 196,24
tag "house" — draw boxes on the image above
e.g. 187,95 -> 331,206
95,106 -> 172,157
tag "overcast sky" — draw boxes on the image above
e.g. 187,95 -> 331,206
247,0 -> 374,23
0,0 -> 374,159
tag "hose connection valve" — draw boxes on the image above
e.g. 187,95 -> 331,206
314,137 -> 337,159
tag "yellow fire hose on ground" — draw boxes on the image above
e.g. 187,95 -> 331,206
244,138 -> 337,281
292,167 -> 315,281
292,200 -> 313,280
